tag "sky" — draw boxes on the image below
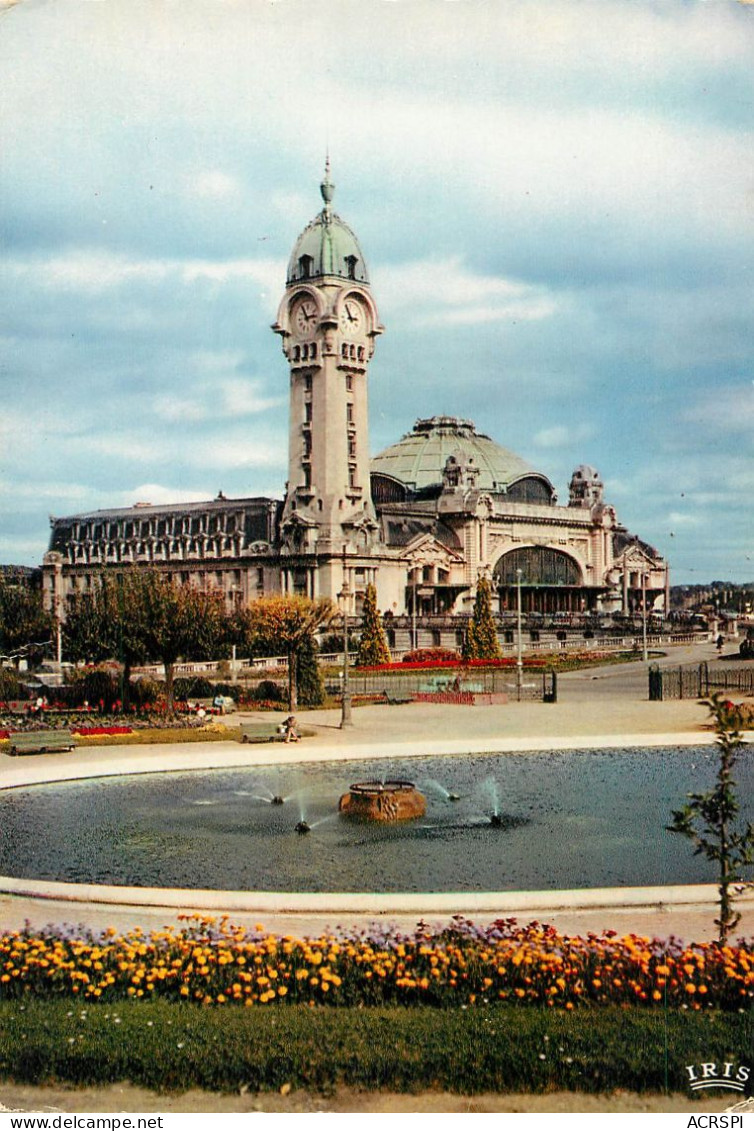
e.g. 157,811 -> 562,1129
1,0 -> 752,585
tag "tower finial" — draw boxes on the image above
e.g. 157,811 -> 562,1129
320,155 -> 334,216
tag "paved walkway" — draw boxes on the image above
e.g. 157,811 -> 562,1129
1,642 -> 752,941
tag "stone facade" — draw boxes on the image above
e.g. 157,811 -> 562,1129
42,167 -> 669,631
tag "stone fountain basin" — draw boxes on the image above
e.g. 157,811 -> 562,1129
339,780 -> 426,822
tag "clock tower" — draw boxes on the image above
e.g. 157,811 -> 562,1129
273,163 -> 383,598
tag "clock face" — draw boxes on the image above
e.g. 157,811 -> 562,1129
339,298 -> 365,338
292,297 -> 317,338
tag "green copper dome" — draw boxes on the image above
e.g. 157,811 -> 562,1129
287,162 -> 369,285
371,417 -> 556,501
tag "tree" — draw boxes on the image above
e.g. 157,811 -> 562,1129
295,633 -> 325,707
241,595 -> 335,711
64,570 -> 227,714
667,694 -> 754,945
0,571 -> 53,663
462,576 -> 501,660
356,583 -> 390,666
135,573 -> 226,715
64,584 -> 117,667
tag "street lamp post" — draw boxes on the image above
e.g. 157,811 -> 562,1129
339,556 -> 353,729
411,568 -> 418,651
516,568 -> 523,702
641,571 -> 648,663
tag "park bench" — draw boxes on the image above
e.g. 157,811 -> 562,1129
7,729 -> 77,756
239,721 -> 288,743
188,697 -> 237,716
383,690 -> 413,705
238,721 -> 314,743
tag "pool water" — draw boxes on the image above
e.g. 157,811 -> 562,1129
1,746 -> 751,893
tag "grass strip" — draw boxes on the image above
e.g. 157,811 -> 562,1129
0,1000 -> 750,1096
0,726 -> 239,750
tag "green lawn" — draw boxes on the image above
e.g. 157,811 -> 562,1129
0,1000 -> 750,1097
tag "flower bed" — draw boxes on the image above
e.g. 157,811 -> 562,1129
71,725 -> 134,738
414,691 -> 476,706
1,916 -> 751,1011
356,658 -> 548,672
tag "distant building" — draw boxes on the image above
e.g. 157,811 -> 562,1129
43,165 -> 669,639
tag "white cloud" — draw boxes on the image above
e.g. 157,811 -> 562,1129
665,510 -> 702,529
73,430 -> 286,473
217,379 -> 283,416
112,484 -> 213,508
190,436 -> 285,471
532,424 -> 595,450
0,480 -> 95,504
375,256 -> 559,327
681,383 -> 754,435
151,398 -> 210,425
5,252 -> 284,301
192,170 -> 242,201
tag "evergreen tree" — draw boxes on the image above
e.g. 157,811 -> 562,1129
296,633 -> 325,707
356,583 -> 391,666
462,576 -> 501,660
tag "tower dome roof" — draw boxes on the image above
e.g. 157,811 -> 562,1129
287,162 -> 369,285
371,416 -> 555,499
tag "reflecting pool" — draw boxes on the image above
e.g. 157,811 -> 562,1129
1,746 -> 751,892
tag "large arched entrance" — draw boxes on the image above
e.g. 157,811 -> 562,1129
493,546 -> 587,614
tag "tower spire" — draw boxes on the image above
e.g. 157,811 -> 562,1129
320,155 -> 334,220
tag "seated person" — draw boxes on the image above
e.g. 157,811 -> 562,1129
283,714 -> 300,742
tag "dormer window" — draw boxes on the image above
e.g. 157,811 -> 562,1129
344,255 -> 358,280
298,254 -> 313,279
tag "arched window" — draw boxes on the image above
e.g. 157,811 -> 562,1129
493,547 -> 581,587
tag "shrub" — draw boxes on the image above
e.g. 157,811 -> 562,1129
129,676 -> 163,708
319,632 -> 359,655
254,679 -> 286,702
0,666 -> 21,701
65,668 -> 120,711
173,676 -> 215,701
